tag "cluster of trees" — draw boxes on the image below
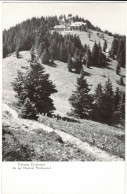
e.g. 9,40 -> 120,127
67,41 -> 107,73
3,14 -> 98,58
3,13 -> 118,59
69,74 -> 125,125
3,16 -> 59,58
110,37 -> 126,73
91,41 -> 107,67
12,60 -> 57,119
31,32 -> 83,65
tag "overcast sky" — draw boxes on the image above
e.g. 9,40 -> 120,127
3,2 -> 126,35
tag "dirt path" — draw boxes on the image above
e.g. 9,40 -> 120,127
3,103 -> 18,119
2,103 -> 123,161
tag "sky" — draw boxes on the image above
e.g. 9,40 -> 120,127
3,2 -> 126,35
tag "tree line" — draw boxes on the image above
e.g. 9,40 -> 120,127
67,41 -> 107,73
3,14 -> 98,58
3,13 -> 123,59
3,16 -> 59,58
31,32 -> 108,74
110,36 -> 126,69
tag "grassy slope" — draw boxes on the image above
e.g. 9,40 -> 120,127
2,51 -> 31,107
38,115 -> 125,159
61,30 -> 113,50
2,111 -> 95,161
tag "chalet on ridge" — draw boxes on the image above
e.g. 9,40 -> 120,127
53,14 -> 87,32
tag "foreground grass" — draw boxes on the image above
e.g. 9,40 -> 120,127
2,113 -> 96,161
38,115 -> 125,159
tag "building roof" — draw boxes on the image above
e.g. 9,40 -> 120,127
53,25 -> 66,29
70,22 -> 86,27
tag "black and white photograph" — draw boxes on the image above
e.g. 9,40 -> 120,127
1,2 -> 126,194
2,2 -> 126,163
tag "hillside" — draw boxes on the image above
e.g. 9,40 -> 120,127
3,43 -> 125,116
61,30 -> 113,50
2,24 -> 125,162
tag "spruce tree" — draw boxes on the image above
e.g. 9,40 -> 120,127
113,87 -> 121,111
38,42 -> 46,58
30,46 -> 36,62
69,74 -> 93,119
3,44 -> 8,58
119,76 -> 124,86
59,43 -> 67,62
118,91 -> 125,125
41,49 -> 50,64
73,48 -> 82,73
117,50 -> 125,68
86,46 -> 91,68
103,40 -> 107,52
112,87 -> 121,124
91,42 -> 99,66
116,63 -> 121,75
93,83 -> 104,122
49,40 -> 56,63
110,38 -> 118,59
98,45 -> 104,67
83,44 -> 88,53
67,55 -> 73,72
12,60 -> 57,118
15,48 -> 19,58
102,77 -> 114,124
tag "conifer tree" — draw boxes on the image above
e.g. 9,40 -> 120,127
73,48 -> 82,73
38,42 -> 46,58
117,50 -> 125,68
59,43 -> 67,62
3,44 -> 8,58
119,76 -> 124,86
110,38 -> 118,58
113,87 -> 121,111
102,77 -> 114,124
86,46 -> 91,68
118,91 -> 125,125
98,45 -> 104,66
49,40 -> 56,63
67,55 -> 73,72
103,40 -> 107,52
41,49 -> 50,64
83,44 -> 88,54
91,42 -> 99,66
15,48 -> 19,58
93,83 -> 104,122
30,46 -> 36,62
116,63 -> 121,75
69,74 -> 93,119
12,60 -> 57,118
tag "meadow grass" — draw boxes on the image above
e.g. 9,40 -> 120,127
38,115 -> 125,159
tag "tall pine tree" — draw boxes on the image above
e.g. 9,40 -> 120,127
93,83 -> 104,122
103,40 -> 107,52
86,46 -> 91,68
91,41 -> 99,66
102,77 -> 114,124
69,74 -> 93,119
